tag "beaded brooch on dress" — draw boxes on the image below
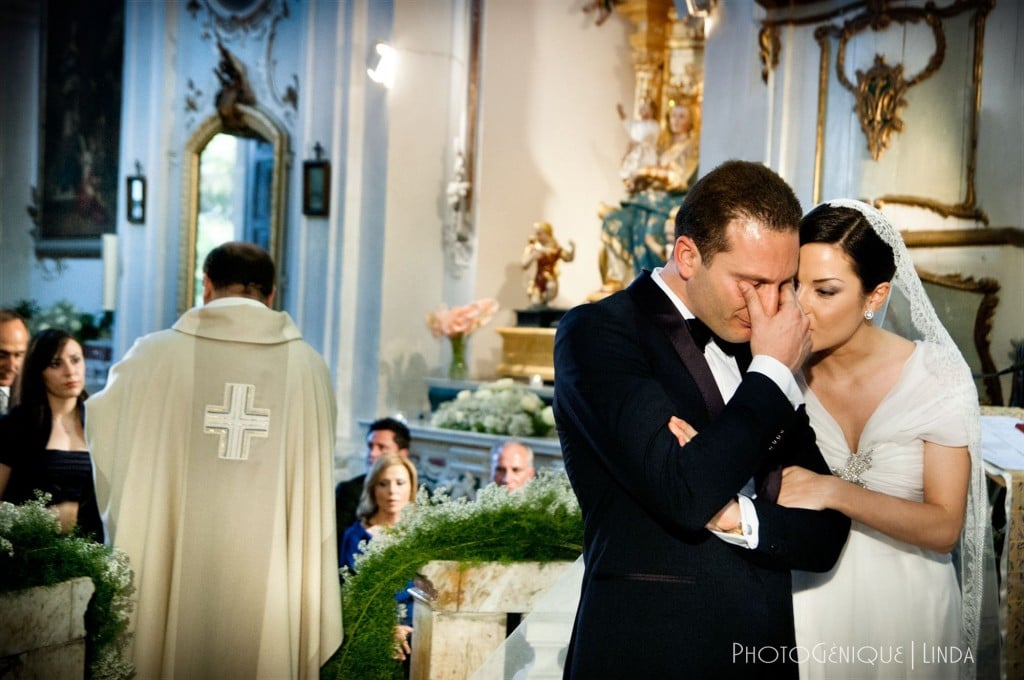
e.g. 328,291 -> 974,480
830,449 -> 873,488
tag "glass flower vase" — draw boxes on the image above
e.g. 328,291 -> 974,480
448,334 -> 469,380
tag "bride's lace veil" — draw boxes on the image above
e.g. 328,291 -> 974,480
825,199 -> 991,679
472,199 -> 993,679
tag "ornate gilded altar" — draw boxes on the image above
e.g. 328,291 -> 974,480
592,0 -> 706,300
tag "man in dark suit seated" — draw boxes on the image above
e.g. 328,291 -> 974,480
335,417 -> 411,540
554,160 -> 851,678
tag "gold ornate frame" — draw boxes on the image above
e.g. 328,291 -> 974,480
917,269 -> 1002,405
178,104 -> 289,313
761,0 -> 994,225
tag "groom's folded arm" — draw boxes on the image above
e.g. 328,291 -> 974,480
555,305 -> 799,532
745,415 -> 850,572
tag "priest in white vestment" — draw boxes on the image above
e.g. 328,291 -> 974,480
87,242 -> 343,679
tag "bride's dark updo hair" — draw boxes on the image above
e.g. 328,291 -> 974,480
799,204 -> 896,292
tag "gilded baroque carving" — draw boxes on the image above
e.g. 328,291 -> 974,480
589,0 -> 704,300
764,0 -> 992,223
214,41 -> 258,132
917,269 -> 1001,404
758,25 -> 780,83
187,0 -> 298,125
852,55 -> 909,160
834,10 -> 945,161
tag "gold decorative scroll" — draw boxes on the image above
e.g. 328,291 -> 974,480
663,8 -> 705,110
758,24 -> 780,83
780,0 -> 993,222
899,227 -> 1024,249
917,269 -> 1002,405
614,0 -> 675,115
850,55 -> 909,160
833,11 -> 945,161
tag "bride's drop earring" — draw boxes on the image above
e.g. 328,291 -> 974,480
864,309 -> 874,321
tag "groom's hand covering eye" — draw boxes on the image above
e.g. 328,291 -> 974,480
742,281 -> 811,372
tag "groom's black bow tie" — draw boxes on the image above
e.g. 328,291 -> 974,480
687,317 -> 743,357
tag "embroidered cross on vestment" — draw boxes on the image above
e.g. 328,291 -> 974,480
204,383 -> 271,461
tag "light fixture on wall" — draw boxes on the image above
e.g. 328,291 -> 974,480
303,142 -> 331,217
367,42 -> 396,89
126,160 -> 146,224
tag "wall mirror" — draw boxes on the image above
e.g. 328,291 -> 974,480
178,103 -> 288,312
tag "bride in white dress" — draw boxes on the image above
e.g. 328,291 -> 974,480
784,200 -> 986,680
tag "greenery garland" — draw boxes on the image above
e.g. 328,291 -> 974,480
0,495 -> 134,679
322,470 -> 583,680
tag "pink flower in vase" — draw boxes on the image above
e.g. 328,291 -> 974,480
425,298 -> 500,339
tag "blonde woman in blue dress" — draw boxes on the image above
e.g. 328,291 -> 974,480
782,200 -> 986,680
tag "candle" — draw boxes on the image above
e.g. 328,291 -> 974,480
102,233 -> 118,311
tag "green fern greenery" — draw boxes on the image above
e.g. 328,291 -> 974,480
321,470 -> 583,680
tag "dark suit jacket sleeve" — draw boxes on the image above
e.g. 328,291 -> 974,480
335,476 -> 363,540
556,301 -> 801,533
747,405 -> 850,572
0,409 -> 48,503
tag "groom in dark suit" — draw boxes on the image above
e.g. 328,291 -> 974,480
554,160 -> 850,678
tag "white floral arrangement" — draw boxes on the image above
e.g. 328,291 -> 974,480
430,378 -> 555,438
0,496 -> 135,679
28,299 -> 86,335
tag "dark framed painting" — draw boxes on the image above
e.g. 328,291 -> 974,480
302,160 -> 330,217
37,0 -> 125,254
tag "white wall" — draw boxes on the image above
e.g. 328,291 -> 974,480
376,0 -> 458,419
470,0 -> 633,376
371,0 -> 634,418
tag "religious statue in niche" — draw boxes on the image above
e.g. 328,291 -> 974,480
589,4 -> 705,300
596,100 -> 699,296
521,222 -> 575,307
617,99 -> 660,181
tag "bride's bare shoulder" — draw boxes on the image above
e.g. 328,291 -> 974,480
876,328 -> 917,362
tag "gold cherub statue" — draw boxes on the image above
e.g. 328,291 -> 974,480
521,222 -> 575,307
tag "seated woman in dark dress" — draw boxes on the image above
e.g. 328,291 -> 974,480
0,328 -> 103,541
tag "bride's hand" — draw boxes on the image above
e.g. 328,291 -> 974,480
668,416 -> 697,445
777,466 -> 833,510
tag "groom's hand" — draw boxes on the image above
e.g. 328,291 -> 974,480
742,281 -> 810,372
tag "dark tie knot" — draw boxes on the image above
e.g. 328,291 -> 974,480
687,317 -> 743,357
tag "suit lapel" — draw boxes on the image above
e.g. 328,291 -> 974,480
627,271 -> 726,417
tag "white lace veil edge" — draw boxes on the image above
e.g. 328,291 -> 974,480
825,199 -> 989,679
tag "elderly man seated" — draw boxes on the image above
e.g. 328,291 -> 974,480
489,440 -> 536,492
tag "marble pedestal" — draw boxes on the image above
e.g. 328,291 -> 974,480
409,560 -> 574,680
0,577 -> 94,679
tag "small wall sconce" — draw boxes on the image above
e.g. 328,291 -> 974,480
126,160 -> 146,224
302,142 -> 330,217
367,42 -> 396,89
